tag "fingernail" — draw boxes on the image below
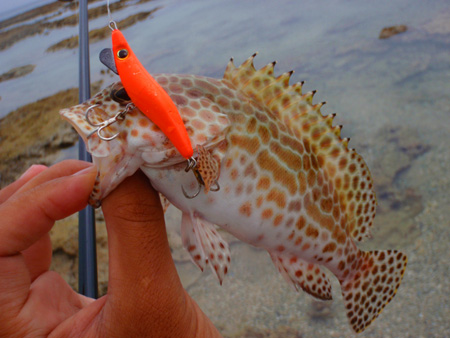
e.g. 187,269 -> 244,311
20,164 -> 48,179
72,165 -> 96,177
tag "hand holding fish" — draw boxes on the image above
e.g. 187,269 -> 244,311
0,160 -> 221,337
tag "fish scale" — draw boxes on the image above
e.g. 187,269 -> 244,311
60,54 -> 407,333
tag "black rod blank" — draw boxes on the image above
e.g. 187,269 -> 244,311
77,0 -> 98,299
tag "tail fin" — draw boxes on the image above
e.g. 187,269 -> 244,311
340,250 -> 407,333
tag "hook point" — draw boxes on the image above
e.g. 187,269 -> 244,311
182,184 -> 201,199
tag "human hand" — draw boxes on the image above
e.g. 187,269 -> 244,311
0,160 -> 221,338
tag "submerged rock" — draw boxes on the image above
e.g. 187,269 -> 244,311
46,9 -> 160,52
359,125 -> 429,248
379,25 -> 408,39
307,300 -> 334,320
0,64 -> 36,83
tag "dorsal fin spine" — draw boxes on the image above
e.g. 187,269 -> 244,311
341,137 -> 350,148
313,101 -> 326,113
323,112 -> 335,127
276,71 -> 293,88
301,90 -> 316,104
291,81 -> 304,95
259,61 -> 276,76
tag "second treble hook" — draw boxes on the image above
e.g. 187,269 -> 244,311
182,145 -> 220,199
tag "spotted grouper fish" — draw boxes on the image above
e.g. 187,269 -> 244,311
60,54 -> 407,333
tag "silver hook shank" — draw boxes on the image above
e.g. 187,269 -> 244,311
85,104 -> 102,127
97,124 -> 119,141
181,156 -> 220,199
181,184 -> 202,199
185,157 -> 197,172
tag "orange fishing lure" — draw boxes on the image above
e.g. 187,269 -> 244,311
111,28 -> 193,160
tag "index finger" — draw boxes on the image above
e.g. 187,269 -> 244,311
0,164 -> 96,257
0,165 -> 48,204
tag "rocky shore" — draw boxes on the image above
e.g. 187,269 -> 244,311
0,0 -> 158,52
0,82 -> 103,186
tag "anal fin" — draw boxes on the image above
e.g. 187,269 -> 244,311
181,212 -> 231,284
270,253 -> 332,300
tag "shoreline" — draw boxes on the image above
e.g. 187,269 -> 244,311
0,81 -> 102,187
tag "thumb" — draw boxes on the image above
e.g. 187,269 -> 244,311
101,170 -> 187,330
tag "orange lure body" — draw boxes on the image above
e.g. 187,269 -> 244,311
111,29 -> 193,159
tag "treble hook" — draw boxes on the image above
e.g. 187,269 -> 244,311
182,157 -> 201,199
182,184 -> 201,199
182,157 -> 220,199
85,103 -> 133,141
210,181 -> 220,192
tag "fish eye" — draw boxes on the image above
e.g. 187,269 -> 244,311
111,87 -> 131,103
117,49 -> 128,59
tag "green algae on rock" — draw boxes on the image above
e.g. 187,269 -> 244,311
0,64 -> 35,83
379,25 -> 408,39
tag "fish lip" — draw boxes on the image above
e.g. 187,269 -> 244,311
59,108 -> 91,144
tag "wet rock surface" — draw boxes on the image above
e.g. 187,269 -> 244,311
0,64 -> 36,83
358,125 -> 429,249
0,81 -> 102,187
0,0 -> 159,52
0,1 -> 77,51
46,9 -> 161,52
379,25 -> 408,39
0,1 -> 67,31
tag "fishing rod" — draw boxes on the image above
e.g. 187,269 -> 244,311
77,0 -> 98,299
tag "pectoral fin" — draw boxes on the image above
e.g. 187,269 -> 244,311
181,212 -> 230,284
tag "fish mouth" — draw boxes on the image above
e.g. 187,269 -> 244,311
60,103 -> 116,145
59,82 -> 129,145
60,103 -> 95,144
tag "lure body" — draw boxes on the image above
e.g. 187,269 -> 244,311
60,55 -> 407,334
111,29 -> 193,159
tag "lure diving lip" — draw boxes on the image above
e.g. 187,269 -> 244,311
99,48 -> 118,75
106,28 -> 194,160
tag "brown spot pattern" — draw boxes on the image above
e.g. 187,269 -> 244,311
62,58 -> 402,335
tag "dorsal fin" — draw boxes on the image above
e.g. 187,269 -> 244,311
223,55 -> 377,241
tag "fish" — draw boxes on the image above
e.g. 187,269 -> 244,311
60,54 -> 407,333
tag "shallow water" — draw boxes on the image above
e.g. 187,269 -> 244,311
1,0 -> 449,337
